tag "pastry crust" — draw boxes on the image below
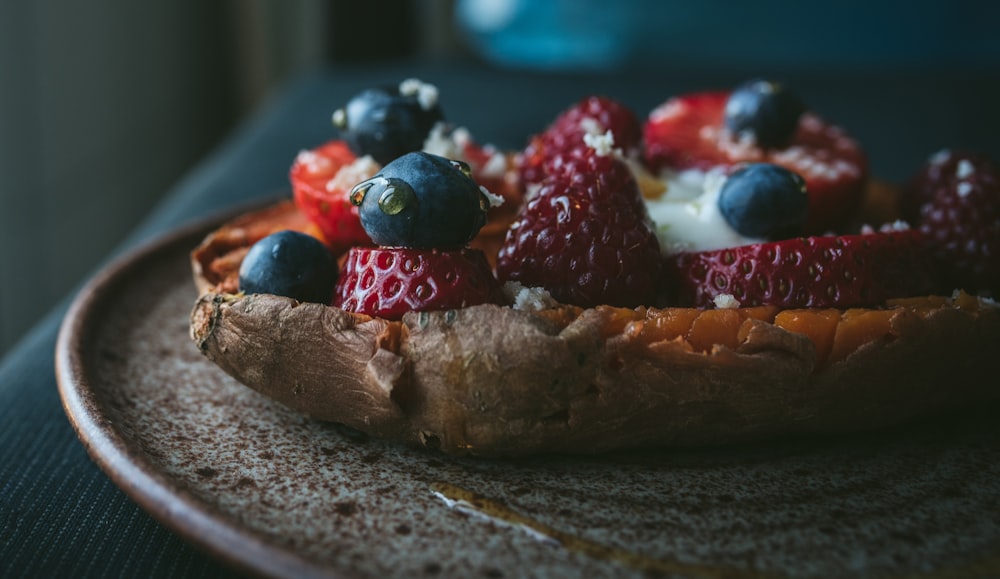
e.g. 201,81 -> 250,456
190,205 -> 1000,456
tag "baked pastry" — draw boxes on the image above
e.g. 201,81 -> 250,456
190,79 -> 1000,457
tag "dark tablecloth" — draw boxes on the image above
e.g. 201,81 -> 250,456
3,61 -> 999,577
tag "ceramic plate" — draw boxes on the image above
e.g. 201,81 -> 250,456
56,210 -> 1000,578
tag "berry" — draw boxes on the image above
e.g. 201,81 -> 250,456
901,150 -> 1000,294
666,229 -> 933,309
334,246 -> 498,320
333,79 -> 444,165
289,140 -> 374,254
497,148 -> 663,308
239,230 -> 338,303
724,79 -> 805,149
717,163 -> 808,239
643,89 -> 867,234
518,96 -> 640,187
458,138 -> 516,202
350,152 -> 489,249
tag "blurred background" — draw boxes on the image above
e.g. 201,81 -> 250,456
1,0 -> 998,357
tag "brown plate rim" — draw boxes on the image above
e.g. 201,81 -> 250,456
55,200 -> 344,579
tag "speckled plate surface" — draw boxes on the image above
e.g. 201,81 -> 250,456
57,213 -> 1000,579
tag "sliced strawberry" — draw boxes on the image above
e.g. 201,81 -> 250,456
459,139 -> 512,197
901,150 -> 1000,294
290,140 -> 376,255
643,91 -> 868,234
667,229 -> 933,309
497,148 -> 664,308
334,246 -> 499,320
518,96 -> 641,187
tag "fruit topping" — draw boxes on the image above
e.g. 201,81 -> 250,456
349,151 -> 492,249
901,149 -> 1000,295
334,148 -> 501,319
289,140 -> 374,254
717,163 -> 808,239
238,230 -> 338,303
332,79 -> 444,165
497,146 -> 664,308
666,228 -> 933,309
643,85 -> 867,233
518,96 -> 641,187
723,79 -> 805,149
333,247 -> 498,320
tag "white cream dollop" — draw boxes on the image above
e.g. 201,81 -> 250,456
643,167 -> 764,255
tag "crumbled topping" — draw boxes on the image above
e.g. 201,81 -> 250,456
583,129 -> 615,156
295,149 -> 332,174
713,294 -> 741,309
881,220 -> 911,232
957,182 -> 974,197
501,281 -> 558,311
957,159 -> 976,179
326,155 -> 378,192
860,220 -> 910,235
422,122 -> 464,159
480,185 -> 504,207
399,78 -> 439,110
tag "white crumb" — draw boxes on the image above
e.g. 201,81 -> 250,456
480,185 -> 504,207
584,129 -> 615,156
957,159 -> 976,179
713,294 -> 741,309
502,281 -> 558,311
399,78 -> 439,110
326,155 -> 378,192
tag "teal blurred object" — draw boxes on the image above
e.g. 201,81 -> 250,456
456,0 -> 1000,71
456,0 -> 633,70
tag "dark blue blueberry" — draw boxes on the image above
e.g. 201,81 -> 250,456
717,163 -> 808,239
333,82 -> 444,165
724,79 -> 805,148
350,152 -> 489,249
238,230 -> 338,303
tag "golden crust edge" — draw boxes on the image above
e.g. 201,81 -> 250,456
190,289 -> 1000,457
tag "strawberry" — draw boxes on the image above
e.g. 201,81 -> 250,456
334,246 -> 499,320
518,96 -> 641,187
459,137 -> 513,197
901,150 -> 1000,294
666,229 -> 933,309
643,90 -> 868,234
290,140 -> 376,254
497,148 -> 663,308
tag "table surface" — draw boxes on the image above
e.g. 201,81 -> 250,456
3,60 -> 1000,578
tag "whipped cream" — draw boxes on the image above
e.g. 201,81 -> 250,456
643,167 -> 764,255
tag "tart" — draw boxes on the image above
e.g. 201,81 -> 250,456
189,79 -> 1000,457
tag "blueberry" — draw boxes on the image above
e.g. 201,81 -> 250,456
238,230 -> 338,303
332,80 -> 444,165
724,79 -> 805,148
717,163 -> 808,239
350,152 -> 489,249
